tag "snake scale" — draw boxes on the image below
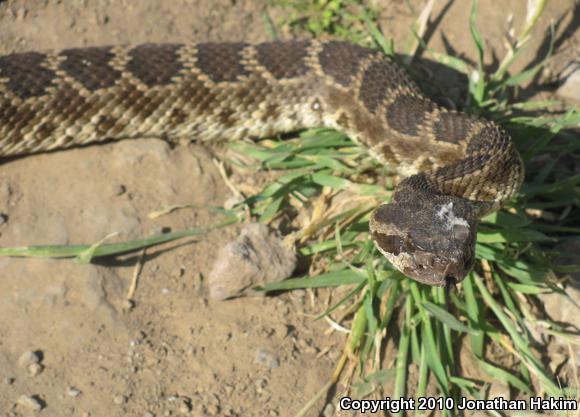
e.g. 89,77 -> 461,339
0,40 -> 524,286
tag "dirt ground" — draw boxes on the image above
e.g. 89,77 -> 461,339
0,1 -> 577,417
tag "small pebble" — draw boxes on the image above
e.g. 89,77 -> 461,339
67,386 -> 82,398
113,394 -> 127,405
16,7 -> 27,20
0,213 -> 8,225
557,67 -> 580,103
274,324 -> 289,338
254,349 -> 280,369
18,350 -> 40,368
255,377 -> 269,395
206,403 -> 219,416
223,384 -> 234,396
142,412 -> 155,417
27,363 -> 44,376
177,397 -> 192,413
4,377 -> 15,385
17,394 -> 43,411
123,299 -> 136,311
148,225 -> 166,236
255,378 -> 268,390
114,184 -> 127,196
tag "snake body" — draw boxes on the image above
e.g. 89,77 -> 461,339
0,40 -> 524,286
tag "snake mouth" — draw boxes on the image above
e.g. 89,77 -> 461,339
372,231 -> 469,286
402,271 -> 462,286
400,250 -> 467,286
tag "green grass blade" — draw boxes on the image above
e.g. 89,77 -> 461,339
462,274 -> 485,358
393,296 -> 412,417
422,301 -> 477,334
474,274 -> 560,395
410,283 -> 450,395
0,217 -> 238,259
468,0 -> 486,104
262,269 -> 366,292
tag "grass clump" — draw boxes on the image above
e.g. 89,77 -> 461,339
267,0 -> 378,45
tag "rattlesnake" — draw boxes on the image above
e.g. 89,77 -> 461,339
0,40 -> 524,286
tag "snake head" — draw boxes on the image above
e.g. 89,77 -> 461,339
369,197 -> 477,286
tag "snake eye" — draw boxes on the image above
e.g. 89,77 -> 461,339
372,233 -> 405,255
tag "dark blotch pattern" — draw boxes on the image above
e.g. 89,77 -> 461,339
0,52 -> 55,99
0,101 -> 19,124
179,77 -> 217,115
433,112 -> 476,144
319,41 -> 373,86
0,101 -> 26,144
436,155 -> 489,180
127,44 -> 184,87
60,47 -> 121,91
217,107 -> 237,126
466,124 -> 511,154
259,103 -> 279,123
168,108 -> 188,126
359,60 -> 407,114
196,43 -> 249,83
385,94 -> 435,136
256,41 -> 309,79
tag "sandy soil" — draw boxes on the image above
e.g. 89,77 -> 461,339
0,1 -> 576,416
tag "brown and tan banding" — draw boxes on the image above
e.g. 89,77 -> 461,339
0,40 -> 524,286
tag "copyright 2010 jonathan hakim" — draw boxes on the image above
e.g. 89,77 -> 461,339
339,396 -> 578,413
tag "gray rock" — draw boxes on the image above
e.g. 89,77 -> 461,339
67,386 -> 82,398
17,394 -> 43,411
17,350 -> 40,368
205,400 -> 220,416
541,287 -> 580,329
177,396 -> 192,413
27,363 -> 44,377
208,223 -> 296,300
542,240 -> 580,329
254,348 -> 280,369
113,394 -> 127,405
557,66 -> 580,103
554,239 -> 580,282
